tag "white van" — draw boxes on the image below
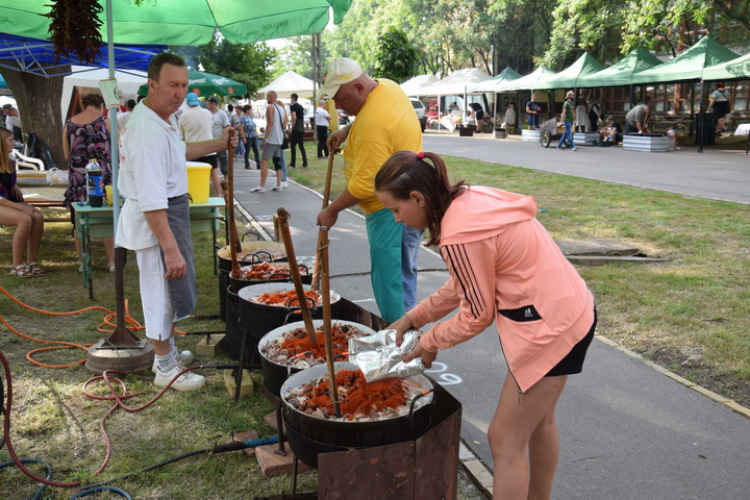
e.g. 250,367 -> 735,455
409,97 -> 427,132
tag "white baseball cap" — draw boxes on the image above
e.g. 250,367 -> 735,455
320,57 -> 363,99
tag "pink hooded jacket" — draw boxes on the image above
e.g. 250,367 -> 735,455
406,186 -> 595,393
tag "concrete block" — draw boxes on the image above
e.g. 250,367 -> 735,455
256,442 -> 312,477
230,430 -> 259,456
223,369 -> 253,398
196,334 -> 226,357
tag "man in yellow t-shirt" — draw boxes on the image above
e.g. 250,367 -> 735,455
316,58 -> 423,323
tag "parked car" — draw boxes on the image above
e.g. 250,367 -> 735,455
410,97 -> 427,132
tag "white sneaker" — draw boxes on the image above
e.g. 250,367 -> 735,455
154,365 -> 206,392
250,186 -> 265,193
152,350 -> 195,373
281,181 -> 288,189
271,185 -> 282,192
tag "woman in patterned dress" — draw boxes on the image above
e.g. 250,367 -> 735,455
62,93 -> 115,272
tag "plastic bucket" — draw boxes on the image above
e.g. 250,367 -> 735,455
186,161 -> 211,204
105,185 -> 113,206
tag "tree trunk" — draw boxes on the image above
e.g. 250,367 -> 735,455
1,64 -> 70,170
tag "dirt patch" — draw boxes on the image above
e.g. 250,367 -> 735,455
638,343 -> 750,409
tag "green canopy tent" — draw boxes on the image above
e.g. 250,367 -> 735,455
576,48 -> 663,88
702,51 -> 750,81
629,35 -> 740,152
137,70 -> 248,98
498,65 -> 557,91
630,35 -> 740,85
532,53 -> 605,90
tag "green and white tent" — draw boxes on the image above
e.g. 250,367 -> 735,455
702,51 -> 750,81
576,48 -> 663,88
470,67 -> 522,93
630,35 -> 740,84
499,65 -> 557,92
532,53 -> 605,90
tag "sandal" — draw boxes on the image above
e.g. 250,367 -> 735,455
9,265 -> 33,278
106,262 -> 116,273
26,262 -> 46,275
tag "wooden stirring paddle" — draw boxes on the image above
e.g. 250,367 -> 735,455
276,208 -> 319,350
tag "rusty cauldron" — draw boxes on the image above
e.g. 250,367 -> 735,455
280,362 -> 435,468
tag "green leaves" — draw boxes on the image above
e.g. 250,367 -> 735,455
197,37 -> 276,97
373,27 -> 420,82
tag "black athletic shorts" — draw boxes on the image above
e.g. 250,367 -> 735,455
196,155 -> 219,170
545,306 -> 597,377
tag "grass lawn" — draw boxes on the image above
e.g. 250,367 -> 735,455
290,152 -> 750,409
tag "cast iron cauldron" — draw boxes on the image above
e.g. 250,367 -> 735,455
280,362 -> 435,468
228,262 -> 311,294
217,242 -> 287,321
237,283 -> 341,340
217,241 -> 287,272
258,320 -> 376,397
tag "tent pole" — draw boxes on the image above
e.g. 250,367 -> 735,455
106,0 -> 120,234
697,80 -> 705,153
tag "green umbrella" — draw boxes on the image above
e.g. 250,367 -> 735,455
1,0 -> 352,46
137,70 -> 248,97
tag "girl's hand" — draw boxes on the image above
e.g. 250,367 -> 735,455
402,340 -> 437,369
387,315 -> 414,346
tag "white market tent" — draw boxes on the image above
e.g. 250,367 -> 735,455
256,71 -> 318,99
469,67 -> 523,93
61,66 -> 147,120
419,68 -> 492,96
400,74 -> 440,96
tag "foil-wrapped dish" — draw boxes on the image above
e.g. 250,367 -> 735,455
348,329 -> 425,382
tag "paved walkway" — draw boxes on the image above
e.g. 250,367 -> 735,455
229,138 -> 750,499
424,131 -> 750,205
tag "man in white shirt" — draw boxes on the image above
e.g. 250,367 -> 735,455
117,99 -> 136,130
206,96 -> 230,176
314,99 -> 330,159
117,52 -> 235,392
3,105 -> 21,140
180,92 -> 222,197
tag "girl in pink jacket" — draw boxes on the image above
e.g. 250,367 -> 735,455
376,150 -> 596,500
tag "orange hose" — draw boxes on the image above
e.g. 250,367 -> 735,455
0,284 -> 185,368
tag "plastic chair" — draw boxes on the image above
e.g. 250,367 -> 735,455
13,150 -> 45,171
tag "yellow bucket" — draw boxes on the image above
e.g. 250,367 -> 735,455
186,162 -> 212,204
105,184 -> 114,206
